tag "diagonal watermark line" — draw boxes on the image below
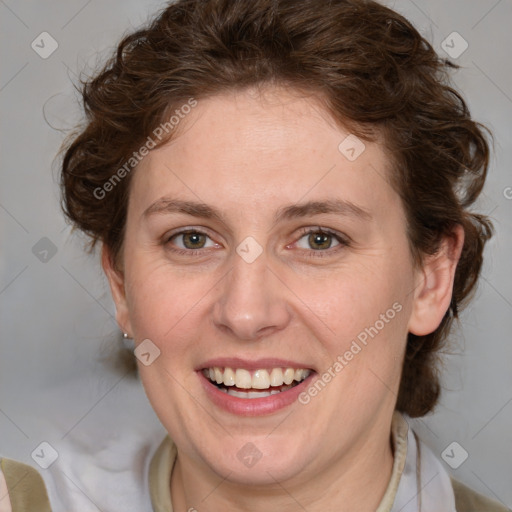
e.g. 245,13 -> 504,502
0,203 -> 29,233
60,265 -> 117,321
485,204 -> 499,218
481,276 -> 512,309
0,470 -> 28,502
61,470 -> 104,511
265,410 -> 294,439
61,373 -> 128,439
0,408 -> 29,439
470,470 -> 508,505
163,163 -> 207,204
471,395 -> 512,439
0,62 -> 29,92
266,471 -> 309,511
398,471 -> 439,511
61,0 -> 93,29
199,470 -> 234,504
367,367 -> 398,398
416,418 -> 439,439
404,260 -> 447,301
164,268 -> 233,337
0,265 -> 28,296
367,162 -> 395,195
472,60 -> 512,106
472,0 -> 502,30
161,366 -> 234,438
478,191 -> 500,218
0,0 -> 29,28
61,60 -> 79,81
407,0 -> 439,28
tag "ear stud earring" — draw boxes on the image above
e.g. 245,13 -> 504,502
122,332 -> 134,348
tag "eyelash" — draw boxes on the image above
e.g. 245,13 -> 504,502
165,227 -> 349,259
291,227 -> 349,258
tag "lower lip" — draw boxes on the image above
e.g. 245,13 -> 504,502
198,371 -> 315,416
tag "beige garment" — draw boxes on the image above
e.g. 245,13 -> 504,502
452,479 -> 511,512
0,458 -> 51,512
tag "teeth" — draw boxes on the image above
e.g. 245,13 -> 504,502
269,368 -> 283,386
226,385 -> 293,399
223,367 -> 236,386
294,369 -> 307,381
203,366 -> 311,390
283,368 -> 295,385
252,369 -> 270,389
235,369 -> 252,389
214,367 -> 223,384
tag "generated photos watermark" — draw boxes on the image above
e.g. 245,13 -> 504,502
93,97 -> 198,200
298,301 -> 403,404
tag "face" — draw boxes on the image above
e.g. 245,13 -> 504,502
104,87 -> 458,487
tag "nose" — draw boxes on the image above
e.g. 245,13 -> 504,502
212,248 -> 291,341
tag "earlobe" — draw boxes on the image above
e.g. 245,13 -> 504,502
408,225 -> 465,336
101,244 -> 133,337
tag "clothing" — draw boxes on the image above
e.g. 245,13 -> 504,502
1,412 -> 509,511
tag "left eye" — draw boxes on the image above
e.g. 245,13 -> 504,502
295,230 -> 342,251
169,231 -> 217,250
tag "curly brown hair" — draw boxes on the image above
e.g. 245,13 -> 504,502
60,0 -> 493,418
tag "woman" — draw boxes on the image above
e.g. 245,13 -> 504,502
1,0 -> 509,510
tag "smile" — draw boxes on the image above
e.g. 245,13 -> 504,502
202,367 -> 312,398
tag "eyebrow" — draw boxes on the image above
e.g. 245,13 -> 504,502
142,198 -> 372,224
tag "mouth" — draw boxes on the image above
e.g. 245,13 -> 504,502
201,366 -> 312,399
198,362 -> 315,416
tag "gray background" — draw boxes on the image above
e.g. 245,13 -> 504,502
1,0 -> 511,507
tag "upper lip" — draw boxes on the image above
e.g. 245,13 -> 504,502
196,357 -> 315,371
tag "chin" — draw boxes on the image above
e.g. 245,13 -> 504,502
196,435 -> 313,486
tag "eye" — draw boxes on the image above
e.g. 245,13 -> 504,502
293,227 -> 348,257
166,229 -> 219,253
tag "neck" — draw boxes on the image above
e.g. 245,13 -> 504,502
170,419 -> 395,512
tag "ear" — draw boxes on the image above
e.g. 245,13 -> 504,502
408,225 -> 465,336
101,244 -> 133,337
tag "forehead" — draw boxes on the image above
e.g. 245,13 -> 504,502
130,87 -> 396,223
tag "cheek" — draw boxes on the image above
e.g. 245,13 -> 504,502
124,259 -> 210,346
303,275 -> 409,420
320,261 -> 413,403
293,259 -> 412,352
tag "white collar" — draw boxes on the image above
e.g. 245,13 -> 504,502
384,412 -> 457,512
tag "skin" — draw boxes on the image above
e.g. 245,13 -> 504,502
103,86 -> 463,512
